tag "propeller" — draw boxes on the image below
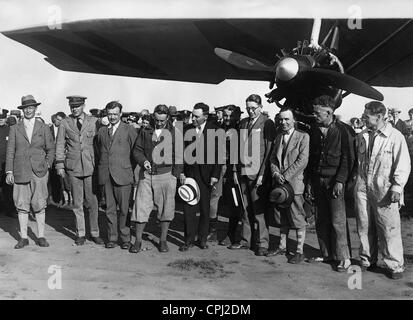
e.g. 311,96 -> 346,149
214,46 -> 384,109
214,48 -> 275,73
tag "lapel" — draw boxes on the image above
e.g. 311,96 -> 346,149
110,122 -> 124,149
80,114 -> 89,134
248,114 -> 265,137
17,121 -> 29,143
283,130 -> 298,165
68,115 -> 79,134
274,134 -> 283,167
32,119 -> 41,141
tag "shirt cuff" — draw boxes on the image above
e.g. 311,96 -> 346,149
6,171 -> 12,175
390,185 -> 403,194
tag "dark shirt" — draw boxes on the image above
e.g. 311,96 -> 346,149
133,124 -> 183,177
308,118 -> 355,184
393,119 -> 409,137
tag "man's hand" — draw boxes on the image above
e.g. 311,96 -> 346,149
6,172 -> 14,185
143,160 -> 152,173
210,177 -> 218,189
304,183 -> 313,201
255,175 -> 263,188
57,169 -> 65,177
179,173 -> 186,185
273,172 -> 285,185
390,191 -> 400,203
332,182 -> 344,199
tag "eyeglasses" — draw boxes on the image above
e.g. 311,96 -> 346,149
246,106 -> 260,111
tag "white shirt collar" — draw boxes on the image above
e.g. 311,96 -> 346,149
23,118 -> 35,126
109,120 -> 121,132
197,121 -> 207,133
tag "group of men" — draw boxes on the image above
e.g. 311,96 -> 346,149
3,91 -> 410,280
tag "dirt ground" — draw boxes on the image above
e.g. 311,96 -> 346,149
0,202 -> 412,300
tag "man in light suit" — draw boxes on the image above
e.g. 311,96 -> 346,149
97,101 -> 137,249
268,108 -> 309,263
6,95 -> 55,249
55,95 -> 103,246
232,94 -> 276,256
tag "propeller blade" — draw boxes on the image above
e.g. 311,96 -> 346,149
330,26 -> 339,52
265,88 -> 286,103
214,48 -> 275,72
304,68 -> 384,101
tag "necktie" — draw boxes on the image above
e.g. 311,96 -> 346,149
108,126 -> 113,137
25,120 -> 33,143
367,131 -> 376,160
76,118 -> 82,131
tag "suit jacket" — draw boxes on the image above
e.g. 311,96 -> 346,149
5,119 -> 55,183
270,129 -> 309,194
0,125 -> 10,170
55,113 -> 98,177
239,113 -> 275,181
183,121 -> 223,186
97,121 -> 138,186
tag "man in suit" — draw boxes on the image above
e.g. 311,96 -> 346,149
0,109 -> 14,216
132,104 -> 183,253
48,112 -> 69,207
389,107 -> 409,138
232,94 -> 276,256
6,95 -> 55,248
55,95 -> 103,246
179,103 -> 223,251
268,108 -> 309,263
97,101 -> 137,249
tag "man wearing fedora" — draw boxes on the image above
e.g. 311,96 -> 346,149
268,107 -> 309,263
55,95 -> 103,246
235,94 -> 276,256
306,95 -> 355,272
389,107 -> 409,138
132,104 -> 182,253
179,102 -> 223,251
6,95 -> 55,248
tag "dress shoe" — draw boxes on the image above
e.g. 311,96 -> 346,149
227,243 -> 249,250
179,243 -> 194,252
159,241 -> 169,253
337,260 -> 351,272
218,236 -> 231,246
105,241 -> 117,249
387,270 -> 404,280
255,247 -> 268,256
266,247 -> 287,257
129,241 -> 142,253
207,231 -> 217,242
14,238 -> 29,249
91,236 -> 104,245
288,252 -> 305,264
121,242 -> 131,250
360,262 -> 377,272
37,237 -> 50,247
198,242 -> 209,249
75,236 -> 86,246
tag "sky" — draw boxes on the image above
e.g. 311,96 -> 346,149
1,0 -> 413,123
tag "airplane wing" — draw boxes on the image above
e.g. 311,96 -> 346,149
3,18 -> 413,87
